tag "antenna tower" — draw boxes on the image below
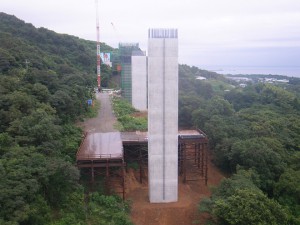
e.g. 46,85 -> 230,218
96,0 -> 101,91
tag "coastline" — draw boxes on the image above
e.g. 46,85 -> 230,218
199,66 -> 300,78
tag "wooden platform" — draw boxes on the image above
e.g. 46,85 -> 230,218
76,129 -> 208,199
76,130 -> 207,162
76,132 -> 123,161
121,131 -> 148,145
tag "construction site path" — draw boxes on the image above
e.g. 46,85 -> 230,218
78,92 -> 117,133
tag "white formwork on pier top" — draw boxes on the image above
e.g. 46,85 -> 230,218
148,28 -> 179,203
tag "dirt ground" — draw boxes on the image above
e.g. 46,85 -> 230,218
126,154 -> 225,225
78,93 -> 225,225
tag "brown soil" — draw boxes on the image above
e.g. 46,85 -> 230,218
126,154 -> 225,225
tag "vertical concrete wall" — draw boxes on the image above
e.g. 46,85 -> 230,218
148,28 -> 178,203
132,55 -> 147,111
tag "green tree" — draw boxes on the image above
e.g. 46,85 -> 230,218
87,193 -> 133,225
179,95 -> 204,127
0,146 -> 44,223
274,168 -> 300,221
8,108 -> 61,146
230,138 -> 286,193
214,189 -> 289,225
200,171 -> 291,225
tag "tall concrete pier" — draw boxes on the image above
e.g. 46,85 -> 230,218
148,28 -> 178,203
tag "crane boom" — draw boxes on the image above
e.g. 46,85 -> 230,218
95,0 -> 101,91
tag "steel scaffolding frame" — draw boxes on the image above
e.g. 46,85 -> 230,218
76,130 -> 208,200
77,158 -> 126,199
178,141 -> 208,185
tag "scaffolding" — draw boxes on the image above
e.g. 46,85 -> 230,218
76,130 -> 208,200
76,132 -> 126,199
119,43 -> 140,103
122,132 -> 148,183
121,130 -> 208,186
178,130 -> 208,185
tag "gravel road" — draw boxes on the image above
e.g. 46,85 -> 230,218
79,92 -> 118,133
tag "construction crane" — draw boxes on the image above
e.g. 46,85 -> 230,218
111,22 -> 116,31
95,0 -> 101,92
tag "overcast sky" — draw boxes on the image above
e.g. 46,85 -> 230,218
2,0 -> 300,68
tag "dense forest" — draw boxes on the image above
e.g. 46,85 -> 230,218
178,65 -> 300,224
1,12 -> 300,225
0,13 -> 132,225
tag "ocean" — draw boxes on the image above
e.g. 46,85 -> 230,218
199,66 -> 300,78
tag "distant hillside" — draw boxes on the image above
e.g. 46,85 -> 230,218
0,13 -> 135,225
0,12 -> 113,76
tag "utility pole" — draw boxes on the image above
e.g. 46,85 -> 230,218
25,59 -> 30,70
95,0 -> 101,92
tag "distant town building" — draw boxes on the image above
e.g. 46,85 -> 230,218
196,76 -> 206,80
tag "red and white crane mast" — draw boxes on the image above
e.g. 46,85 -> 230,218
95,0 -> 101,92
